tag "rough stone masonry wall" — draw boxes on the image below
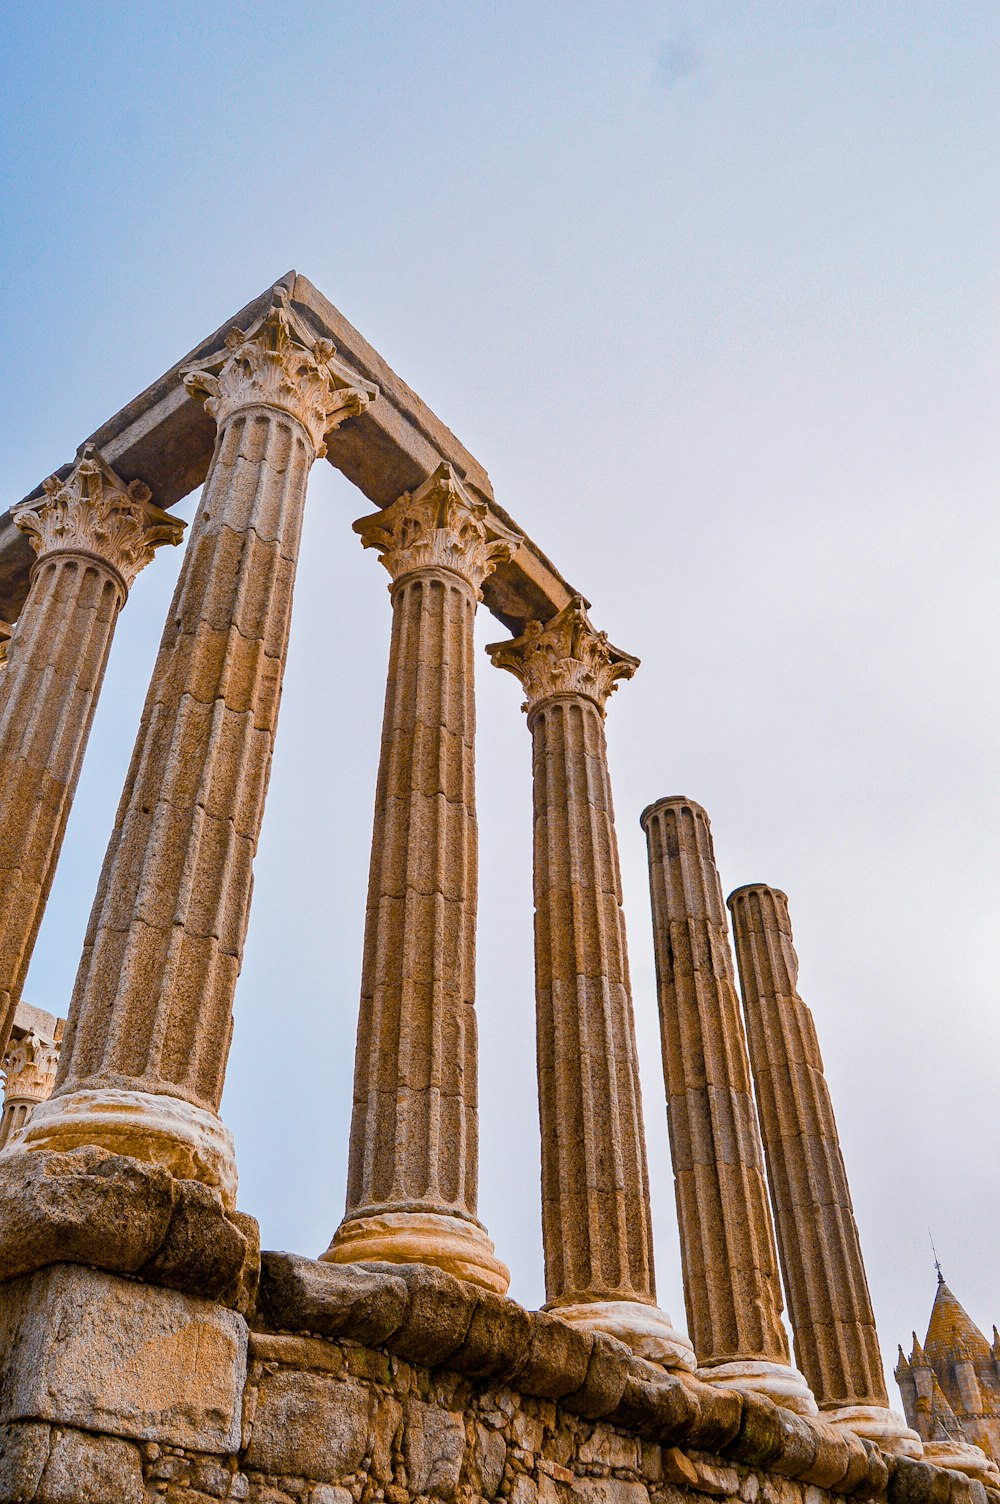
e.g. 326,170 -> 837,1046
0,1254 -> 991,1504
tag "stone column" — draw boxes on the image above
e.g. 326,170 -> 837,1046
323,462 -> 516,1293
640,797 -> 816,1411
0,449 -> 183,1060
16,289 -> 375,1207
728,883 -> 922,1455
488,599 -> 694,1368
0,1019 -> 62,1150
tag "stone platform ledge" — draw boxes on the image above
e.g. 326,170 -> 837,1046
257,1253 -> 995,1504
0,1144 -> 259,1312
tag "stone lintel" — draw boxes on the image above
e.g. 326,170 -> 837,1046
0,1263 -> 248,1452
1,271 -> 579,634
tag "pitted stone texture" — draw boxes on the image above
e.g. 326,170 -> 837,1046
327,469 -> 513,1293
244,1372 -> 373,1482
488,605 -> 683,1361
403,1399 -> 465,1498
0,1264 -> 247,1452
45,298 -> 359,1195
0,1144 -> 257,1308
727,885 -> 891,1414
0,1423 -> 144,1504
0,447 -> 182,1066
240,1274 -> 968,1504
641,798 -> 811,1409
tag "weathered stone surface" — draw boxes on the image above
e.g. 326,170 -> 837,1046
452,1288 -> 534,1379
488,605 -> 649,1313
0,1264 -> 247,1451
0,1143 -> 174,1281
326,466 -> 513,1294
802,1425 -> 853,1489
721,1393 -> 786,1468
569,1480 -> 649,1504
34,291 -> 367,1202
258,1252 -> 409,1345
36,1428 -> 144,1504
613,1370 -> 701,1442
728,886 -> 886,1411
403,1398 -> 465,1498
0,448 -> 182,1065
564,1334 -> 632,1419
139,1176 -> 255,1302
642,799 -> 804,1408
0,1143 -> 255,1306
513,1311 -> 594,1399
684,1383 -> 744,1452
0,1421 -> 49,1500
474,1422 -> 507,1496
244,1372 -> 373,1482
375,1261 -> 478,1366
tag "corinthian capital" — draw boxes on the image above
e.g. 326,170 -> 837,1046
181,286 -> 378,456
13,447 -> 185,590
487,595 -> 639,715
2,1029 -> 61,1106
354,462 -> 520,594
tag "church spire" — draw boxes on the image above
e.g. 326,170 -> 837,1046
925,1278 -> 992,1367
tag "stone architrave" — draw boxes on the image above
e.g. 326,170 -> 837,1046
488,599 -> 694,1368
323,462 -> 516,1294
13,289 -> 376,1206
640,797 -> 816,1413
727,883 -> 922,1456
0,449 -> 184,1061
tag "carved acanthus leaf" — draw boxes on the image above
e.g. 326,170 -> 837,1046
1,1029 -> 61,1105
487,595 -> 639,715
12,447 -> 185,590
181,286 -> 378,456
354,462 -> 520,594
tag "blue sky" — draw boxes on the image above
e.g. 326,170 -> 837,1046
2,1 -> 998,1392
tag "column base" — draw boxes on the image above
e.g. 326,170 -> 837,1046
698,1358 -> 818,1416
548,1298 -> 697,1372
823,1404 -> 923,1457
8,1088 -> 238,1210
322,1209 -> 510,1295
922,1441 -> 1000,1486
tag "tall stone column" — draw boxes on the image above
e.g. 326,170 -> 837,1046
0,449 -> 183,1061
323,462 -> 516,1293
488,599 -> 694,1368
640,797 -> 816,1411
17,289 -> 375,1207
728,883 -> 922,1454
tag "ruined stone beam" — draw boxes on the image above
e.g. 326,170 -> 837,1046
0,272 -> 579,636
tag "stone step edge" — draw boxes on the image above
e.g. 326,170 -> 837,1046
256,1253 -> 996,1504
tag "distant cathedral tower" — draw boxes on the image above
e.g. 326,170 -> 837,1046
896,1272 -> 1000,1481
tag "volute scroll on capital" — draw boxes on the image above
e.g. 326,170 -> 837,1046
181,286 -> 378,457
487,594 -> 639,715
354,461 -> 520,595
11,445 -> 185,591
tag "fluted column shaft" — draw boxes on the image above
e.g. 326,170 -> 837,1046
728,885 -> 883,1403
489,598 -> 693,1368
325,463 -> 515,1292
0,450 -> 182,1064
533,692 -> 651,1302
641,798 -> 815,1411
19,291 -> 373,1205
349,566 -> 479,1214
728,883 -> 921,1454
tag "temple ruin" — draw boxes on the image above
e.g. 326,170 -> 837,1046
0,271 -> 988,1504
